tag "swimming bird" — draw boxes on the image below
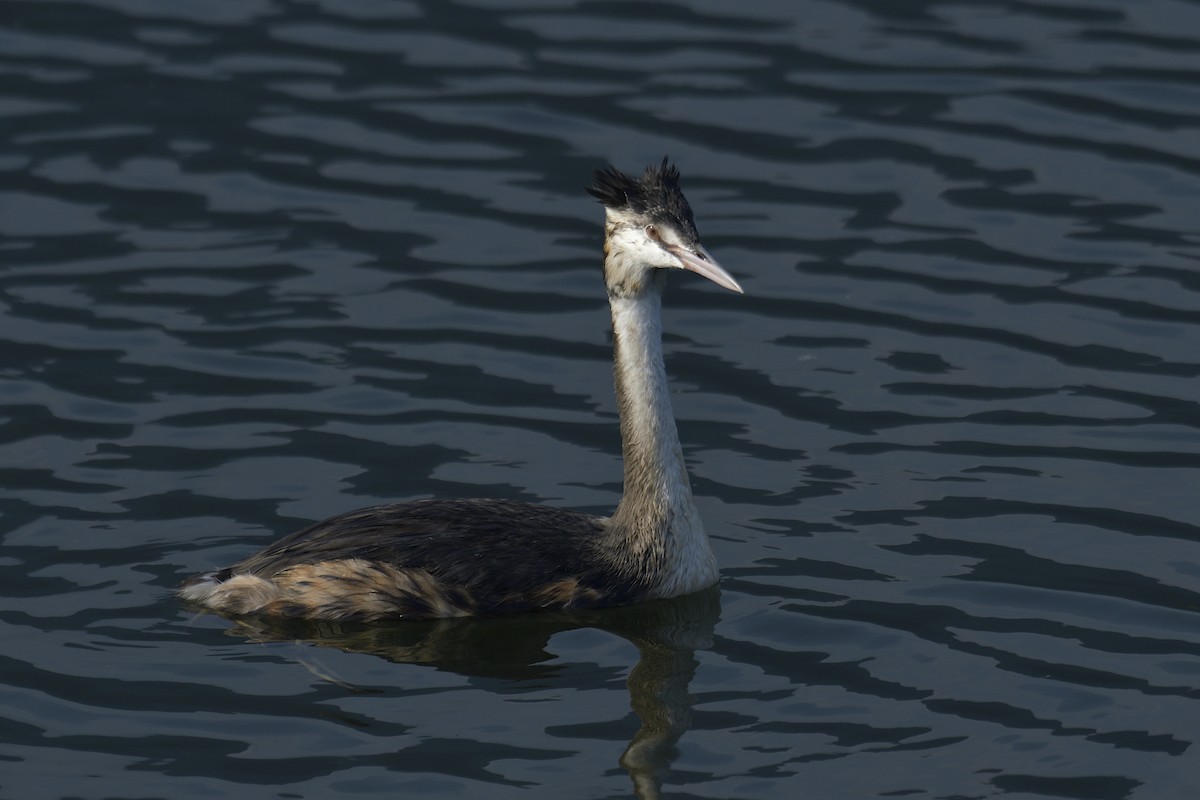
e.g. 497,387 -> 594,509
179,159 -> 743,621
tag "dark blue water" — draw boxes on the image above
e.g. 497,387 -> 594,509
3,1 -> 1200,798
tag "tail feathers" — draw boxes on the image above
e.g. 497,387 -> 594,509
179,571 -> 283,616
177,559 -> 475,621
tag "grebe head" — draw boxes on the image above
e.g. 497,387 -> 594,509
588,158 -> 743,296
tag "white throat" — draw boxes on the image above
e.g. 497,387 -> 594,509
605,280 -> 717,597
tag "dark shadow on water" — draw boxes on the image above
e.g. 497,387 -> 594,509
206,588 -> 721,800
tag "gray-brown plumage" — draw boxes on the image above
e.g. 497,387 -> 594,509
179,160 -> 743,622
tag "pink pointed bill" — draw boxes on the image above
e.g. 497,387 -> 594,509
668,244 -> 744,294
672,245 -> 744,296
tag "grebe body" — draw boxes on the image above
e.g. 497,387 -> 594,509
180,160 -> 742,621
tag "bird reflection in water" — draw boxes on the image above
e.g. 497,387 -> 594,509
218,587 -> 720,800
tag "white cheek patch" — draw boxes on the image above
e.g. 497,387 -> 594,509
654,224 -> 689,249
605,207 -> 641,228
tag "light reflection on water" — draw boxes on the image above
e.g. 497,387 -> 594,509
3,1 -> 1200,798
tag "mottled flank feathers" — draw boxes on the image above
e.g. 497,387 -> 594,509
182,560 -> 473,620
179,499 -> 643,621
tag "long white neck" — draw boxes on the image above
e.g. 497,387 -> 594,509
604,275 -> 717,598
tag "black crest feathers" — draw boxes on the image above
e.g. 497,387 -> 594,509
587,157 -> 698,238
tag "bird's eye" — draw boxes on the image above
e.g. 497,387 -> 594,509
645,224 -> 660,241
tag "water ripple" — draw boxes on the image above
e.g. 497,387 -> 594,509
3,0 -> 1200,798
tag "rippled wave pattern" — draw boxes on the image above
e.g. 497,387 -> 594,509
3,1 -> 1200,798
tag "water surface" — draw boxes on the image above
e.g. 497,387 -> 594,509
3,1 -> 1200,798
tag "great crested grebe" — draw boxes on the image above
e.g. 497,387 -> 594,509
180,159 -> 743,621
